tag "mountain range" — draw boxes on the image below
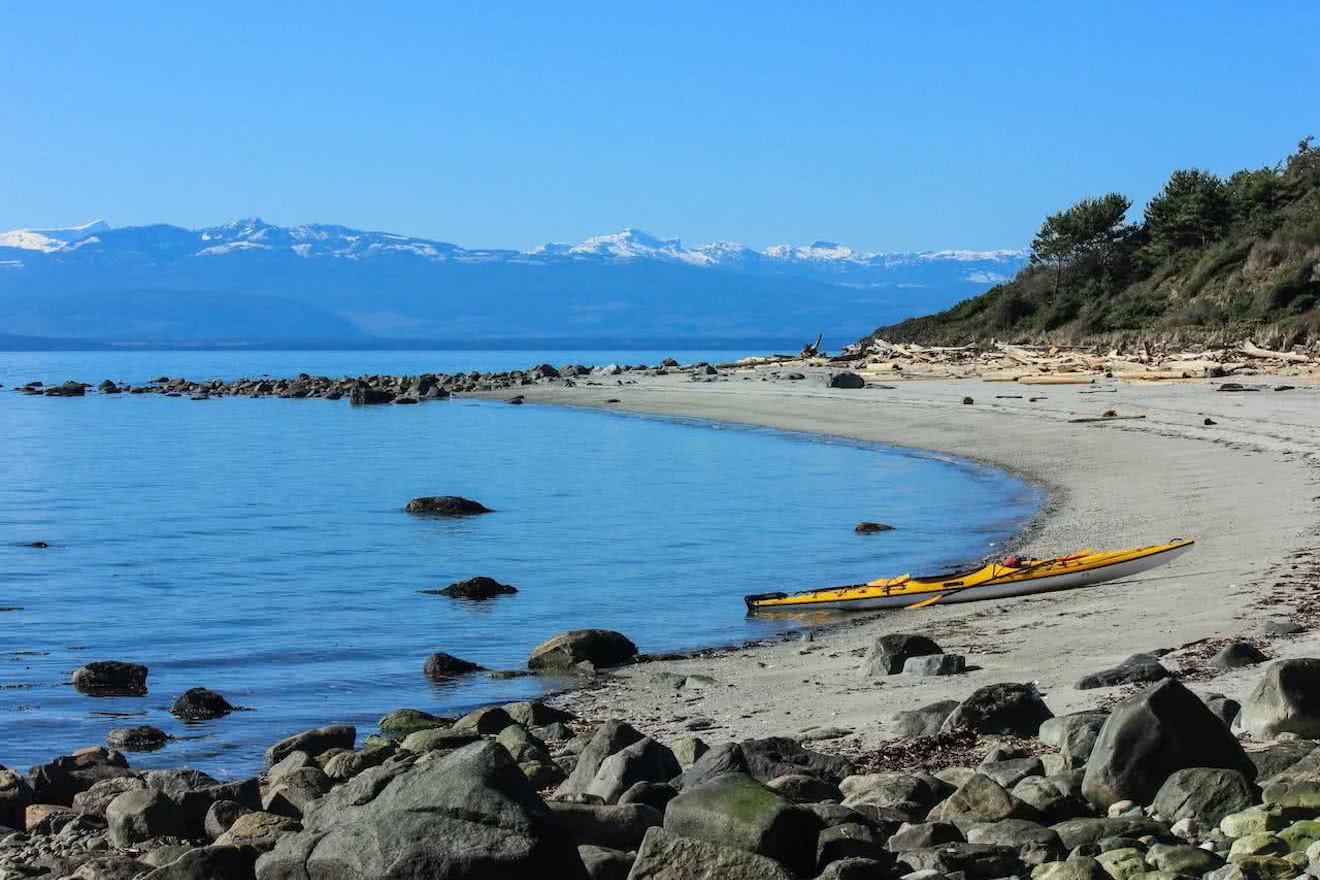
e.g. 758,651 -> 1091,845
0,219 -> 1025,347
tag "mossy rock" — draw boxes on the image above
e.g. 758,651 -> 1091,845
1032,857 -> 1109,880
1277,818 -> 1320,853
1220,805 -> 1291,838
1229,833 -> 1288,861
378,708 -> 451,736
1226,855 -> 1297,880
1096,847 -> 1147,880
1144,843 -> 1223,876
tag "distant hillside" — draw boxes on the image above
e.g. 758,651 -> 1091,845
866,139 -> 1320,347
0,220 -> 1023,347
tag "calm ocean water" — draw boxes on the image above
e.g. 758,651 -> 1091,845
0,350 -> 1040,776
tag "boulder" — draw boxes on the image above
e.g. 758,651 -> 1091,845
816,822 -> 889,870
1082,679 -> 1256,810
254,741 -> 586,879
452,705 -> 515,735
1213,642 -> 1269,670
204,799 -> 253,840
863,634 -> 943,677
980,757 -> 1044,790
942,683 -> 1054,735
766,773 -> 843,803
672,742 -> 748,790
905,654 -> 967,676
816,857 -> 889,880
887,820 -> 963,850
625,826 -> 796,879
738,737 -> 854,785
504,700 -> 571,728
27,748 -> 134,805
265,724 -> 355,766
261,766 -> 332,818
577,845 -> 633,880
1011,777 -> 1091,824
929,773 -> 1038,823
891,700 -> 960,737
1145,843 -> 1224,875
404,495 -> 491,515
663,772 -> 821,876
1204,693 -> 1242,727
216,810 -> 301,851
170,687 -> 236,720
1,765 -> 34,828
1050,817 -> 1170,850
437,576 -> 518,598
378,708 -> 450,736
71,661 -> 148,696
423,652 -> 485,678
1039,712 -> 1108,765
1075,654 -> 1170,690
106,787 -> 188,847
619,782 -> 679,812
841,772 -> 950,816
895,841 -> 1022,878
144,767 -> 219,798
528,630 -> 638,671
557,720 -> 644,797
350,385 -> 395,405
400,727 -> 482,753
584,737 -> 681,804
1032,857 -> 1110,880
106,725 -> 170,751
140,845 -> 259,880
547,801 -> 662,850
66,855 -> 147,879
827,372 -> 866,389
966,818 -> 1067,865
670,735 -> 709,768
1237,659 -> 1320,739
1151,767 -> 1258,826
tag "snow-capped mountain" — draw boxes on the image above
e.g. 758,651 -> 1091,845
0,219 -> 1025,344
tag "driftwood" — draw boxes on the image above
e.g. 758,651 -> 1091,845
1017,375 -> 1098,385
1069,414 -> 1147,423
1241,340 -> 1309,364
800,333 -> 823,358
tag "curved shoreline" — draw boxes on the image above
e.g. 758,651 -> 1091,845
493,369 -> 1320,747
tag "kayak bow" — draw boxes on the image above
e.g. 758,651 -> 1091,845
744,539 -> 1194,613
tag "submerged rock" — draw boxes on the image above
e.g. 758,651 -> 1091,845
435,576 -> 518,599
71,661 -> 149,696
423,652 -> 485,678
404,495 -> 492,515
106,725 -> 170,751
170,687 -> 237,720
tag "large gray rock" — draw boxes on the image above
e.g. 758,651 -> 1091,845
1049,816 -> 1169,850
451,705 -> 515,735
886,820 -> 963,851
261,766 -> 332,819
71,776 -> 147,817
929,773 -> 1038,823
584,737 -> 680,804
215,810 -> 302,852
626,826 -> 796,880
895,841 -> 1021,878
1081,679 -> 1255,810
1213,642 -> 1269,670
1237,659 -> 1320,739
254,741 -> 586,879
1011,777 -> 1090,824
979,757 -> 1044,790
1075,654 -> 1170,690
942,683 -> 1054,736
827,372 -> 866,390
816,822 -> 888,870
265,724 -> 355,766
738,737 -> 854,785
547,801 -> 661,850
577,845 -> 633,880
1151,767 -> 1257,826
170,687 -> 236,720
106,788 -> 188,847
863,634 -> 943,676
905,654 -> 967,676
140,845 -> 259,880
1038,712 -> 1108,765
204,799 -> 253,841
557,720 -> 644,797
423,652 -> 485,678
528,630 -> 637,670
663,772 -> 822,876
966,818 -> 1066,865
890,700 -> 960,737
28,747 -> 134,805
672,742 -> 748,789
840,772 -> 950,816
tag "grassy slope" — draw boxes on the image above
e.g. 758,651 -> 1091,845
867,148 -> 1320,348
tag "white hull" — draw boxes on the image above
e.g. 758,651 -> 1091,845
763,544 -> 1193,612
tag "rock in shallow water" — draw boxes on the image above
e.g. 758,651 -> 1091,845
170,687 -> 236,720
71,661 -> 148,696
404,495 -> 492,515
106,725 -> 170,751
528,629 -> 638,671
434,575 -> 518,599
423,652 -> 485,678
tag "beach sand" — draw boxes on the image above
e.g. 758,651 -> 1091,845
499,368 -> 1320,748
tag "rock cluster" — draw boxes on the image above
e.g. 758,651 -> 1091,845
6,657 -> 1320,879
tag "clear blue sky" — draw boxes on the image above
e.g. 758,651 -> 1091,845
2,1 -> 1315,252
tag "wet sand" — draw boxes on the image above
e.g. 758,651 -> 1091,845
499,368 -> 1320,747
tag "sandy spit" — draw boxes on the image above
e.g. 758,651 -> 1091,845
491,368 -> 1320,750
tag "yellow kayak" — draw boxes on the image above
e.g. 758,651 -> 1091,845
745,539 -> 1194,613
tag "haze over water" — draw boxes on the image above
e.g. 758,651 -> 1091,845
0,350 -> 1040,775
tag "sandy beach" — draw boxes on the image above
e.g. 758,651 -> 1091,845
500,368 -> 1320,749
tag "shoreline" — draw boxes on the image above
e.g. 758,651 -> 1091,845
485,367 -> 1320,748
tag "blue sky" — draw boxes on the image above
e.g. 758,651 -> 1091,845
2,1 -> 1315,252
